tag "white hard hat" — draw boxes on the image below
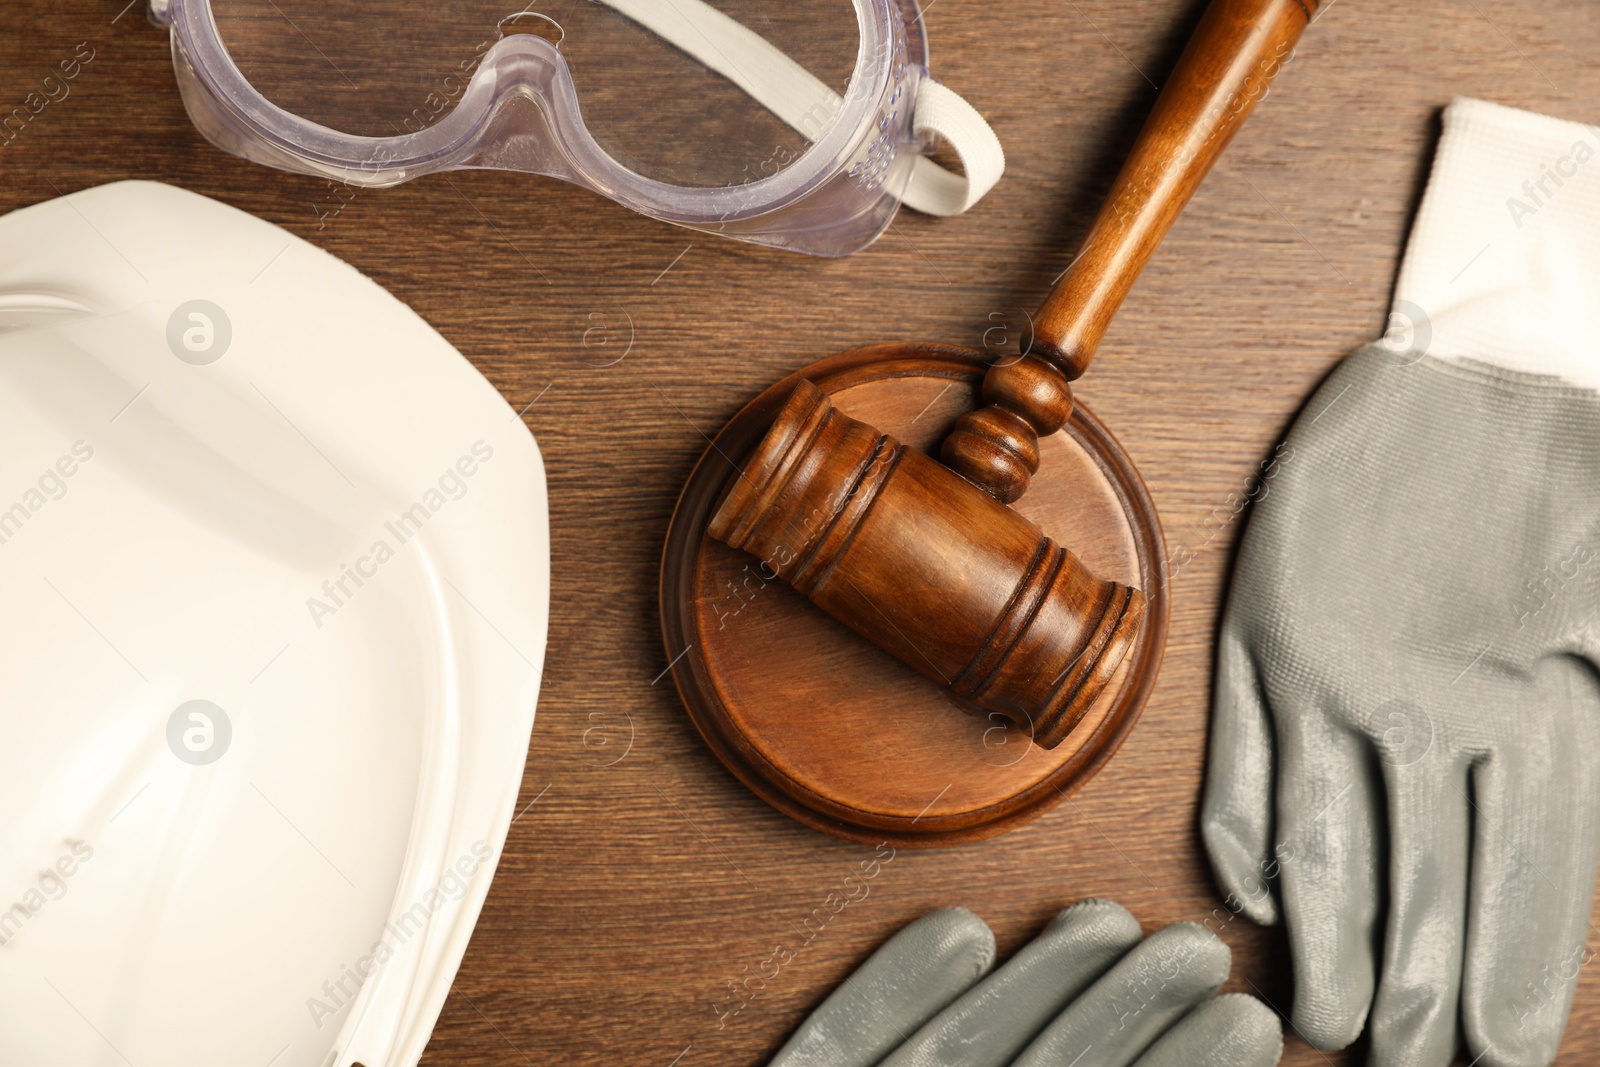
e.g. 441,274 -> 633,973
0,182 -> 549,1067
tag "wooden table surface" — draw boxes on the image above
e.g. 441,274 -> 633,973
9,2 -> 1600,1064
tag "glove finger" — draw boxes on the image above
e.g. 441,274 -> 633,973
1272,703 -> 1383,1050
1010,922 -> 1231,1067
1131,994 -> 1283,1067
1202,616 -> 1281,926
879,898 -> 1142,1067
1366,754 -> 1472,1067
769,907 -> 995,1067
1461,671 -> 1600,1067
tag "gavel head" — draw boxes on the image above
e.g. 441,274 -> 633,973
708,380 -> 1146,750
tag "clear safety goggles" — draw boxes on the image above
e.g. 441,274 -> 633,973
148,0 -> 1004,255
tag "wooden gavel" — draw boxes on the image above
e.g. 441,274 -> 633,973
711,0 -> 1319,749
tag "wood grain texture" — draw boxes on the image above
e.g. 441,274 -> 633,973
664,347 -> 1167,845
703,360 -> 1149,759
8,2 -> 1600,1064
1031,0 -> 1315,379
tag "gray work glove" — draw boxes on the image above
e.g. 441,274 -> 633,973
769,899 -> 1282,1067
1202,347 -> 1600,1066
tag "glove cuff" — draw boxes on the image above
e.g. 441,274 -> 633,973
1389,98 -> 1600,389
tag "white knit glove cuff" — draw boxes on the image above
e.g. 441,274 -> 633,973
1389,98 -> 1600,388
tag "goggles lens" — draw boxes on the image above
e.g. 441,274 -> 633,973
208,0 -> 861,188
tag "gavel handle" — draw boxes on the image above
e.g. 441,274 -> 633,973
942,0 -> 1320,503
1036,0 -> 1320,376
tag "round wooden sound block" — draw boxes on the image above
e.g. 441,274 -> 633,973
660,344 -> 1169,847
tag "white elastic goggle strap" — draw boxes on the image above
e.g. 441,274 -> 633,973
597,0 -> 1004,216
903,79 -> 1006,216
